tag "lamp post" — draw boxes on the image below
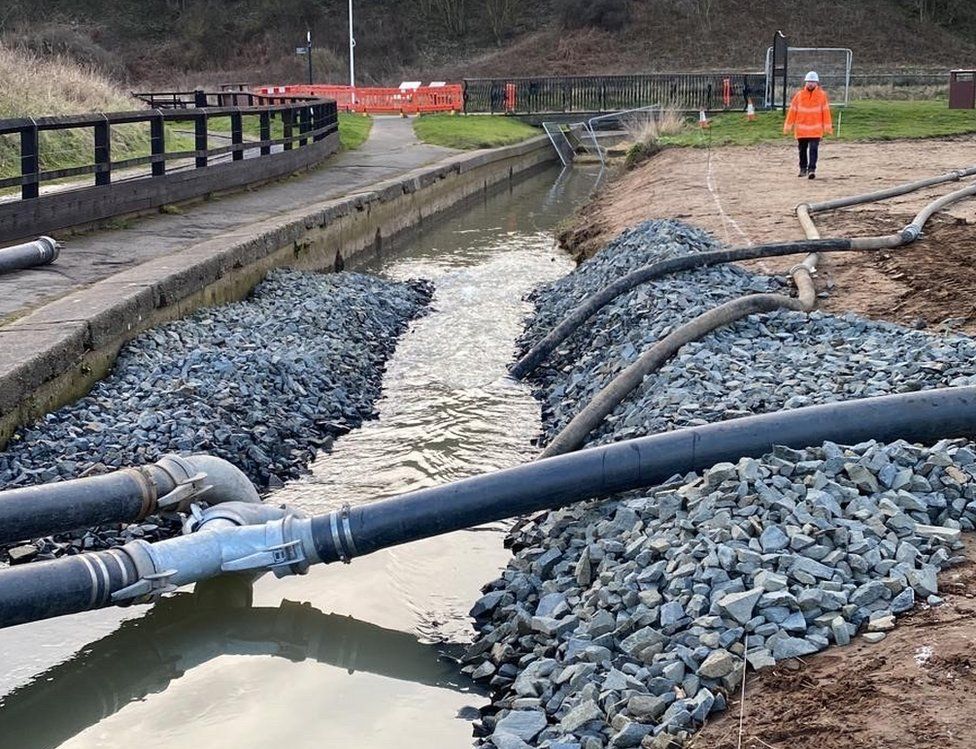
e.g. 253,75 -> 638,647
348,0 -> 356,94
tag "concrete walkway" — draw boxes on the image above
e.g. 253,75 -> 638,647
0,117 -> 454,321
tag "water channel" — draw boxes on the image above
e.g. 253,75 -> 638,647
0,164 -> 599,748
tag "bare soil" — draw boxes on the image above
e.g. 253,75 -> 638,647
560,137 -> 976,332
692,538 -> 976,749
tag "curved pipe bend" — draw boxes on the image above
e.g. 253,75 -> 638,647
0,454 -> 260,545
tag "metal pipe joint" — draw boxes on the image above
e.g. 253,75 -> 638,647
112,504 -> 315,606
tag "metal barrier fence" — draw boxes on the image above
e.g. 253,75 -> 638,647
3,90 -> 337,201
462,74 -> 767,114
256,85 -> 464,115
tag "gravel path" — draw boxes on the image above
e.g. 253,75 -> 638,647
0,268 -> 431,560
463,220 -> 976,748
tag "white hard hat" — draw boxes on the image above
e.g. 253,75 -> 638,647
805,71 -> 820,83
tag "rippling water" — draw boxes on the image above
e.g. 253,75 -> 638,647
0,165 -> 599,749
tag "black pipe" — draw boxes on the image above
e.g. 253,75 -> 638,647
0,470 -> 154,545
0,455 -> 260,545
0,549 -> 138,628
509,238 -> 852,380
4,387 -> 976,628
312,386 -> 976,563
0,237 -> 59,276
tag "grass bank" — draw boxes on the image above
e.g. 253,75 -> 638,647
662,100 -> 976,148
0,44 -> 151,180
413,113 -> 538,149
225,112 -> 372,150
338,113 -> 372,150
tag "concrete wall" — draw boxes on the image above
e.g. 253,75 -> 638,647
0,136 -> 556,448
0,133 -> 340,244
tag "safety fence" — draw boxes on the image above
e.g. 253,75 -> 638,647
462,73 -> 767,114
257,84 -> 464,115
0,90 -> 339,242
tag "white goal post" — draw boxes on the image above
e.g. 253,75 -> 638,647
765,47 -> 853,108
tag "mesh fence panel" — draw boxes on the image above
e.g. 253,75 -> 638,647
768,48 -> 852,106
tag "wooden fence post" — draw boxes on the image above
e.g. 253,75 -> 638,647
94,117 -> 111,186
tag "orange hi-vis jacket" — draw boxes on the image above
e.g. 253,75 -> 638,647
784,86 -> 833,139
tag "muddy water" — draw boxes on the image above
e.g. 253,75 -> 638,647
0,165 -> 598,749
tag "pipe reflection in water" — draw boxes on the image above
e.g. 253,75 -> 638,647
0,578 -> 477,749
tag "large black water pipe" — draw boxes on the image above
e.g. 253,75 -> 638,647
4,386 -> 976,629
0,454 -> 260,545
312,386 -> 976,562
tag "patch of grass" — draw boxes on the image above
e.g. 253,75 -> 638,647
207,112 -> 370,150
662,100 -> 976,148
0,43 -> 151,180
413,114 -> 538,149
624,141 -> 660,170
339,113 -> 372,150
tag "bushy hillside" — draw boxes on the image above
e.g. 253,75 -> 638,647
2,0 -> 974,87
0,44 -> 148,180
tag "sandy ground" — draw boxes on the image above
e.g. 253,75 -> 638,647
561,137 -> 976,332
692,538 -> 976,749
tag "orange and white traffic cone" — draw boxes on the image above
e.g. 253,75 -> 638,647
746,99 -> 756,122
699,109 -> 710,129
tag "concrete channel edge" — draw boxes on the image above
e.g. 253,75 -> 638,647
0,135 -> 557,449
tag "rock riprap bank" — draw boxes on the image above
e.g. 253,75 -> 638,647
0,269 -> 431,562
464,220 -> 976,748
521,221 -> 976,446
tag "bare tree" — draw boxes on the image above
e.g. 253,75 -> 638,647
694,0 -> 717,30
486,0 -> 517,45
431,0 -> 467,37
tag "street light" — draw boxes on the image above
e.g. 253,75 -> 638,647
348,0 -> 356,90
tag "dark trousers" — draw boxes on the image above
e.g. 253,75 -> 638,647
798,138 -> 821,172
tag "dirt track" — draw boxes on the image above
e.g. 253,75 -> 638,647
692,539 -> 976,749
562,137 -> 976,332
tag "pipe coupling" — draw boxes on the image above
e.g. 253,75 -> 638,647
183,501 -> 306,534
109,515 -> 317,605
900,225 -> 922,244
153,454 -> 212,512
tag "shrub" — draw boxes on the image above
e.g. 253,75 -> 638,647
558,0 -> 631,32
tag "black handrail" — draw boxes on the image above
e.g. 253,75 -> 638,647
1,90 -> 338,200
462,72 -> 766,114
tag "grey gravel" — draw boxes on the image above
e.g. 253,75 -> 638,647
0,269 -> 431,560
519,220 -> 976,449
466,220 -> 976,747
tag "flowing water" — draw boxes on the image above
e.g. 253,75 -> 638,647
0,165 -> 598,749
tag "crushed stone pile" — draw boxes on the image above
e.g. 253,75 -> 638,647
0,268 -> 431,561
465,219 -> 976,749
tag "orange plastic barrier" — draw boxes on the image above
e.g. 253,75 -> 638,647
257,84 -> 463,115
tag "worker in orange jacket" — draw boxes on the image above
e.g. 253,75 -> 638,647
784,71 -> 833,180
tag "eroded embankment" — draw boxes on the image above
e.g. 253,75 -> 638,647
463,220 -> 976,748
0,269 -> 431,563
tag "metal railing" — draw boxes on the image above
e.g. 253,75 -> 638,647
1,90 -> 338,200
463,73 -> 766,114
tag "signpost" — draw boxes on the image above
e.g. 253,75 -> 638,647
296,30 -> 313,85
